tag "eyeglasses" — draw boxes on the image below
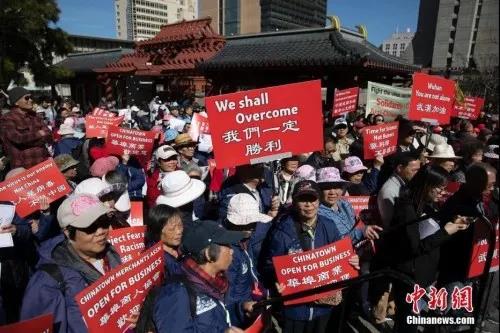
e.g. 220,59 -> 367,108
24,95 -> 33,101
75,218 -> 111,234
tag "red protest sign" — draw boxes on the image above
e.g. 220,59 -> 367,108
438,182 -> 461,205
92,107 -> 116,118
127,201 -> 144,226
106,126 -> 156,158
408,73 -> 455,125
0,159 -> 71,217
188,113 -> 210,142
332,87 -> 359,117
452,97 -> 485,120
0,314 -> 53,333
205,80 -> 323,168
362,121 -> 399,160
468,219 -> 499,279
85,115 -> 124,138
272,238 -> 358,305
342,196 -> 380,224
108,226 -> 146,263
76,243 -> 164,333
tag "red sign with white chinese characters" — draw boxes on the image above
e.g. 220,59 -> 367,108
452,96 -> 485,120
342,196 -> 380,224
108,226 -> 146,263
332,87 -> 359,117
188,113 -> 210,142
106,126 -> 156,158
0,159 -> 71,217
362,121 -> 399,160
92,107 -> 116,118
127,201 -> 144,226
468,219 -> 499,279
408,72 -> 456,125
76,243 -> 164,333
272,238 -> 358,305
205,80 -> 323,168
0,314 -> 53,333
85,115 -> 124,138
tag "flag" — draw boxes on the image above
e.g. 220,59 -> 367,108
455,83 -> 465,106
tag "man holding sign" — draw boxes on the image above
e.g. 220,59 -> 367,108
260,180 -> 360,332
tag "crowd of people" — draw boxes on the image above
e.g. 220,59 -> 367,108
0,85 -> 498,333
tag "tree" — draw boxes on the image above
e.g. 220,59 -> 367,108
0,0 -> 73,90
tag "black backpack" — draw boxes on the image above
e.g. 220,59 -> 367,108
135,276 -> 197,333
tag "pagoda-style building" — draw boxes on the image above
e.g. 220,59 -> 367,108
94,18 -> 225,105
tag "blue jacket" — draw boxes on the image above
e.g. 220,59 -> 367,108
318,200 -> 363,244
20,235 -> 121,333
154,281 -> 236,333
164,251 -> 183,279
54,137 -> 82,157
116,163 -> 146,199
260,213 -> 342,321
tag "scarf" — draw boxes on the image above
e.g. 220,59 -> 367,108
181,257 -> 228,301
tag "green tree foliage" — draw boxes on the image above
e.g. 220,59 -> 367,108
0,0 -> 73,89
458,66 -> 499,114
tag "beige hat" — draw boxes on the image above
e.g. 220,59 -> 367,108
227,193 -> 273,225
57,194 -> 110,228
57,124 -> 75,136
425,134 -> 447,151
174,133 -> 197,148
54,154 -> 79,171
156,145 -> 178,160
428,144 -> 462,159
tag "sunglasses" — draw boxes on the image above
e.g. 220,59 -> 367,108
75,218 -> 111,234
189,175 -> 201,180
24,95 -> 33,101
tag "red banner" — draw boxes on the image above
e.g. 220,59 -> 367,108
362,121 -> 399,159
0,159 -> 71,217
106,127 -> 156,158
92,107 -> 116,118
127,201 -> 144,226
332,87 -> 359,117
108,226 -> 146,263
452,97 -> 485,120
342,196 -> 380,224
272,238 -> 358,305
85,115 -> 124,138
76,243 -> 164,333
205,80 -> 323,168
408,73 -> 455,125
468,219 -> 499,279
0,314 -> 53,333
438,182 -> 461,205
188,113 -> 211,142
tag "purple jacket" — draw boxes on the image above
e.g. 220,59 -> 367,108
20,235 -> 121,333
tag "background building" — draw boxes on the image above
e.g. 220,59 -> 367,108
115,0 -> 197,41
381,29 -> 414,57
199,0 -> 327,36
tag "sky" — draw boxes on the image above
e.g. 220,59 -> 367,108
56,0 -> 420,46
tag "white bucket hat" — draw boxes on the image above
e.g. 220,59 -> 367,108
102,177 -> 131,212
156,170 -> 206,208
425,133 -> 447,152
428,144 -> 462,159
227,193 -> 272,225
57,124 -> 75,136
75,177 -> 131,212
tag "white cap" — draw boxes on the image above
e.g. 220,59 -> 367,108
227,193 -> 272,225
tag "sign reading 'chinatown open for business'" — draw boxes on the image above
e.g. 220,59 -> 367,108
272,238 -> 358,305
76,243 -> 164,333
205,80 -> 323,168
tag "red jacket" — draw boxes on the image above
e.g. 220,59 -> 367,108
146,169 -> 161,208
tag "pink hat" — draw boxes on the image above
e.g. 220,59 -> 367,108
343,156 -> 368,174
317,167 -> 347,184
292,164 -> 316,182
90,156 -> 119,177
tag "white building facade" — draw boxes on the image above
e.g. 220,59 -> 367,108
382,29 -> 414,57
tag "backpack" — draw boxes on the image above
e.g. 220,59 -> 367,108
39,263 -> 66,294
135,276 -> 197,333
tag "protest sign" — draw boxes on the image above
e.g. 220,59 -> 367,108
342,196 -> 380,224
0,159 -> 71,217
438,181 -> 461,205
362,121 -> 399,160
85,115 -> 124,138
106,126 -> 156,158
452,96 -> 485,120
272,238 -> 358,305
108,226 -> 146,263
165,115 -> 186,132
408,73 -> 455,125
468,219 -> 499,279
332,87 -> 359,117
76,243 -> 164,333
206,80 -> 323,168
366,82 -> 411,121
188,112 -> 211,142
0,313 -> 53,333
127,201 -> 144,226
92,107 -> 116,118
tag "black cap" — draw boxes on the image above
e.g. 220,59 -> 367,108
8,87 -> 30,106
292,180 -> 320,200
182,220 -> 246,254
